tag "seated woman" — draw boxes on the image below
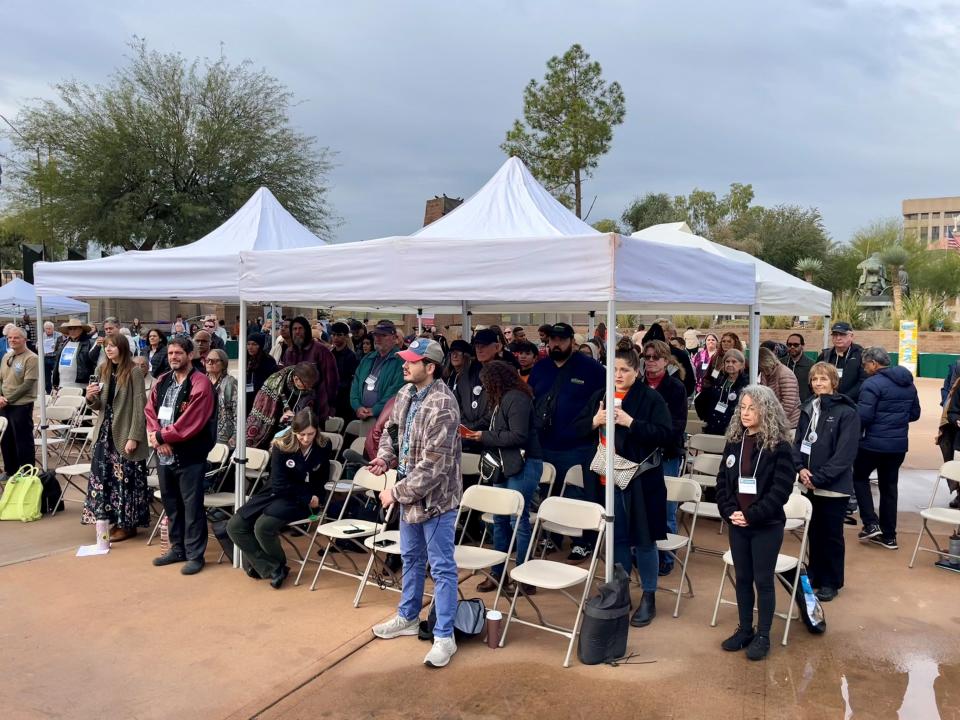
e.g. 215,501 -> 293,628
205,348 -> 238,448
227,408 -> 331,589
715,385 -> 795,660
695,349 -> 748,436
245,362 -> 318,449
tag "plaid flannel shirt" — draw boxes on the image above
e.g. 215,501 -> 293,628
378,380 -> 461,524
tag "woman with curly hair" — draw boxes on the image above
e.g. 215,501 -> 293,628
715,384 -> 795,661
461,360 -> 543,594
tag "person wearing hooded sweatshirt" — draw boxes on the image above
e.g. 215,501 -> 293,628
853,347 -> 921,550
792,362 -> 860,602
282,316 -> 338,423
329,321 -> 359,420
245,332 -> 278,411
643,322 -> 696,397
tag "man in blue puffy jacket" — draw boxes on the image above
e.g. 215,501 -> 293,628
853,347 -> 921,549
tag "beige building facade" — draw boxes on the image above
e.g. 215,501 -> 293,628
903,196 -> 960,248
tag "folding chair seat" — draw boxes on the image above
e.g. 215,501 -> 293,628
909,460 -> 960,569
479,461 -> 556,547
710,493 -> 812,647
657,476 -> 702,617
309,467 -> 397,590
324,416 -> 345,435
500,496 -> 606,667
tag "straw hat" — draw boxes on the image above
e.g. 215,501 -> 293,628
60,318 -> 92,333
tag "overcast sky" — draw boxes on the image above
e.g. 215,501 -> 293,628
2,0 -> 958,245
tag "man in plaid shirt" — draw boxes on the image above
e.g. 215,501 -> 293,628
368,338 -> 462,668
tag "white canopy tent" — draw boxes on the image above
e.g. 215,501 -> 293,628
31,189 -> 327,571
633,222 -> 834,379
0,278 -> 88,317
240,158 -> 758,581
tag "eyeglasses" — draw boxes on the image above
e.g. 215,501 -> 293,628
642,354 -> 661,361
785,342 -> 801,348
204,359 -> 222,365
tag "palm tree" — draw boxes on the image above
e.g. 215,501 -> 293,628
794,257 -> 823,283
880,245 -> 910,319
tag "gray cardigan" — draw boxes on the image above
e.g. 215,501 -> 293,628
87,366 -> 149,462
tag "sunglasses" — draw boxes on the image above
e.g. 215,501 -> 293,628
642,354 -> 661,361
204,358 -> 222,365
785,342 -> 801,348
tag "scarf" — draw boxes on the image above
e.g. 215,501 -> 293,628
246,367 -> 305,448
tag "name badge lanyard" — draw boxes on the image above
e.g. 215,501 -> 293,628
738,436 -> 763,495
800,405 -> 820,461
834,353 -> 845,379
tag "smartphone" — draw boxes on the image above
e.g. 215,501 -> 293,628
342,526 -> 365,535
373,539 -> 393,548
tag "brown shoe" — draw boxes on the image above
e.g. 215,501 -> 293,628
476,576 -> 500,593
109,527 -> 138,542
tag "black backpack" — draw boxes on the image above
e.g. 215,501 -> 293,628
39,470 -> 65,514
418,598 -> 486,642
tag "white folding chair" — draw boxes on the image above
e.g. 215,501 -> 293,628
348,436 -> 366,457
500,496 -> 607,667
294,460 -> 359,586
658,476 -> 702,617
35,405 -> 83,463
452,485 -> 524,609
909,460 -> 960,569
309,468 -> 397,590
478,461 -> 556,548
56,386 -> 85,398
345,418 -> 375,439
678,453 -> 725,551
324,416 -> 345,435
320,431 -> 344,460
51,394 -> 87,410
539,464 -> 586,556
461,452 -> 481,477
687,433 -> 727,458
283,460 -> 343,578
686,418 -> 705,436
710,493 -> 813,647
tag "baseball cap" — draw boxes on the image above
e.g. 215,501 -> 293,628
397,338 -> 444,364
330,321 -> 350,335
449,339 -> 474,355
830,322 -> 853,334
472,328 -> 500,346
371,320 -> 397,335
547,322 -> 575,339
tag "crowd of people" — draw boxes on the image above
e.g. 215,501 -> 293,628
11,311 -> 952,670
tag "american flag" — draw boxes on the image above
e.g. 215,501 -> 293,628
948,225 -> 960,251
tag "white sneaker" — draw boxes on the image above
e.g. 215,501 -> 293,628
372,614 -> 420,639
423,636 -> 457,668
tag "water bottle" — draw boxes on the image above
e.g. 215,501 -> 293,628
160,516 -> 170,554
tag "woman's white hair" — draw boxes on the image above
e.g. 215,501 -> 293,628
725,384 -> 792,450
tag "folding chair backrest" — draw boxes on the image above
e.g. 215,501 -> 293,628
246,447 -> 271,473
540,461 -> 557,489
53,395 -> 86,409
562,464 -> 584,491
345,418 -> 374,438
688,453 -> 722,479
57,386 -> 85,397
324,416 -> 345,434
320,432 -> 344,457
328,459 -> 343,486
689,433 -> 726,455
351,467 -> 398,494
940,460 -> 960,487
664,476 -> 702,504
461,452 -> 481,477
207,443 -> 230,466
536,497 -> 604,533
686,419 -> 705,435
783,493 -> 812,522
44,406 -> 80,422
460,484 -> 524,517
349,436 -> 366,455
0,416 -> 8,440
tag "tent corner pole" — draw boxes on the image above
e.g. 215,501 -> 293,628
234,301 -> 248,569
604,298 -> 616,583
823,313 -> 831,350
35,293 -> 49,471
748,307 -> 760,384
462,303 -> 472,342
417,308 -> 423,335
588,310 -> 596,336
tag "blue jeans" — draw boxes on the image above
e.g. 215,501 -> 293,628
398,509 -> 458,639
542,445 -> 597,549
613,486 -> 659,593
492,459 -> 542,577
660,457 -> 682,570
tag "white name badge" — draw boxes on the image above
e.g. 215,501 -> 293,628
613,397 -> 622,407
800,441 -> 812,455
365,377 -> 376,390
701,362 -> 709,370
836,368 -> 844,379
715,401 -> 728,414
711,369 -> 720,379
245,382 -> 254,393
738,475 -> 757,494
158,405 -> 174,422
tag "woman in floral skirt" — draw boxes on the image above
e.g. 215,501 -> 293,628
83,335 -> 150,541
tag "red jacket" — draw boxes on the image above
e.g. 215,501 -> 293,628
282,341 -> 339,420
146,369 -> 216,448
365,396 -> 397,460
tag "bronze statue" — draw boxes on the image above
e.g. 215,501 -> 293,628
857,253 -> 889,297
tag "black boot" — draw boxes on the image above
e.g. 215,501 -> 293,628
630,591 -> 656,627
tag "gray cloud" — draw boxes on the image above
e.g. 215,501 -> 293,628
1,0 -> 958,245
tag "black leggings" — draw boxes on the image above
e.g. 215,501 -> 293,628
728,522 -> 784,635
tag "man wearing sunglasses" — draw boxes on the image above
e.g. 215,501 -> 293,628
785,333 -> 813,402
